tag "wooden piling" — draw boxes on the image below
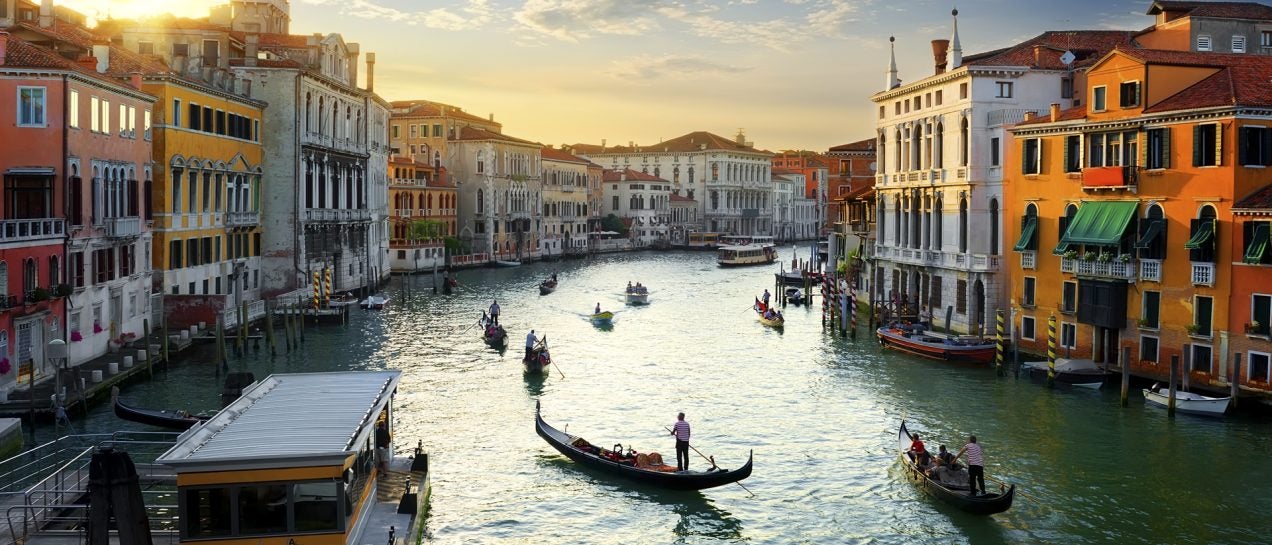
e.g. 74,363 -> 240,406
216,317 -> 229,371
264,300 -> 277,357
143,318 -> 152,379
1120,346 -> 1132,407
162,322 -> 170,371
239,302 -> 249,354
1168,354 -> 1179,417
1231,352 -> 1241,410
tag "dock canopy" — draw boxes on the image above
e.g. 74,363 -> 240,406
1059,201 -> 1138,246
1013,216 -> 1038,252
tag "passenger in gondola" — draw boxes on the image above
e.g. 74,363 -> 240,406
908,433 -> 929,466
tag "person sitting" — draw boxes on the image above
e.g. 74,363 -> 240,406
936,444 -> 959,471
908,433 -> 928,466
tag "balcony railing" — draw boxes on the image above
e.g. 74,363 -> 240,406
0,218 -> 65,243
1020,251 -> 1036,270
104,217 -> 141,238
1139,259 -> 1162,282
1061,257 -> 1135,280
225,211 -> 259,227
304,208 -> 372,223
1192,262 -> 1215,286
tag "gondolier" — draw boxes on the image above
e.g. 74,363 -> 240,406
671,413 -> 691,471
489,299 -> 501,325
955,435 -> 986,497
525,330 -> 538,360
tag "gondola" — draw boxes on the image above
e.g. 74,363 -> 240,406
877,324 -> 995,363
524,342 -> 551,374
539,279 -> 558,295
754,300 -> 784,328
481,321 -> 508,348
784,287 -> 806,306
535,401 -> 753,491
112,391 -> 208,430
897,422 -> 1014,515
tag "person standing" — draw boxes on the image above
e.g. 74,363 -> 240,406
955,435 -> 986,496
375,419 -> 391,474
671,412 -> 691,471
594,302 -> 602,315
525,329 -> 538,361
919,306 -> 933,329
489,299 -> 501,326
762,288 -> 771,308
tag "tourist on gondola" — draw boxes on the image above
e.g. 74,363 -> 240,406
670,412 -> 691,471
525,330 -> 538,360
908,432 -> 929,467
955,435 -> 986,496
489,299 -> 501,326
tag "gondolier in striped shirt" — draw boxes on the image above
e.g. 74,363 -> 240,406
955,435 -> 986,496
671,413 -> 691,471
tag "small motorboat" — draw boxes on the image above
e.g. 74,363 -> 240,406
112,388 -> 208,430
540,279 -> 558,295
784,287 -> 806,306
754,300 -> 784,328
536,401 -> 753,490
494,260 -> 522,268
360,295 -> 388,310
876,323 -> 996,363
590,311 -> 614,325
897,421 -> 1014,515
524,342 -> 551,374
1021,358 -> 1110,389
624,284 -> 649,305
1143,387 -> 1231,417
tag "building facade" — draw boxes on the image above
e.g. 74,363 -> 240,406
450,126 -> 542,261
770,150 -> 830,233
388,157 -> 450,272
601,169 -> 672,246
540,147 -> 590,257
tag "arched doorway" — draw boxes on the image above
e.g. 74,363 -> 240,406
973,278 -> 986,336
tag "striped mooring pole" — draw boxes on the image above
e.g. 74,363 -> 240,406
821,277 -> 830,330
1047,314 -> 1057,387
323,267 -> 332,305
311,271 -> 321,311
849,282 -> 858,341
995,309 -> 1005,376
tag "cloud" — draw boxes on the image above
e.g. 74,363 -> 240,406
606,54 -> 750,80
514,0 -> 666,41
296,0 -> 494,31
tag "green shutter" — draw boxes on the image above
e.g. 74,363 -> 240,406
1062,136 -> 1071,172
1161,128 -> 1171,169
1139,130 -> 1149,168
1262,128 -> 1272,166
1193,125 -> 1203,166
1184,220 -> 1215,249
1135,219 -> 1164,249
1014,215 -> 1038,252
1244,223 -> 1270,264
1239,127 -> 1249,166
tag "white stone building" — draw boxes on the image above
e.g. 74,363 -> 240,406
871,13 -> 1135,333
449,127 -> 543,261
601,169 -> 672,246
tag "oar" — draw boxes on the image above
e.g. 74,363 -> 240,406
664,426 -> 754,497
459,317 -> 483,334
985,474 -> 1041,504
542,337 -> 565,379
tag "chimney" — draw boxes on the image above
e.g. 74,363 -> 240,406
0,32 -> 7,65
601,138 -> 606,149
489,113 -> 494,122
77,55 -> 96,71
1049,103 -> 1060,122
40,0 -> 53,28
130,71 -> 142,89
172,54 -> 186,74
931,39 -> 949,75
1033,45 -> 1043,67
365,52 -> 375,92
92,42 -> 109,73
244,34 -> 258,67
1023,111 -> 1036,122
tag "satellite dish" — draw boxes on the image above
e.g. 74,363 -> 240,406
1060,50 -> 1076,66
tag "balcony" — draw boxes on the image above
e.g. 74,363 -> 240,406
0,218 -> 64,243
1061,257 -> 1136,280
1139,259 -> 1162,282
742,208 -> 760,218
104,217 -> 141,238
1192,262 -> 1215,286
304,208 -> 372,223
1020,251 -> 1036,270
225,211 -> 259,227
393,209 -> 415,218
1082,166 -> 1137,190
390,178 -> 428,187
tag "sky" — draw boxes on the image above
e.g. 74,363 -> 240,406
60,0 -> 1153,152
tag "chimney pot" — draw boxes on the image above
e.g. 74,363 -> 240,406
365,51 -> 375,92
1023,111 -> 1036,122
931,39 -> 950,75
0,32 -> 8,65
1049,103 -> 1060,122
130,71 -> 142,90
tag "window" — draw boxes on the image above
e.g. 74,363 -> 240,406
1022,138 -> 1041,174
173,43 -> 189,57
878,105 -> 885,119
201,39 -> 219,67
894,102 -> 901,115
1146,128 -> 1171,169
144,110 -> 151,139
995,81 -> 1013,98
935,90 -> 943,105
1239,126 -> 1270,166
69,90 -> 79,129
100,100 -> 109,133
1233,35 -> 1247,53
409,124 -> 417,138
956,279 -> 967,314
1251,294 -> 1271,335
1061,77 -> 1074,99
1092,86 -> 1107,112
1022,277 -> 1036,307
959,82 -> 968,100
433,124 -> 443,137
1263,31 -> 1272,48
990,137 -> 1000,167
173,99 -> 182,128
1087,131 -> 1138,168
1062,281 -> 1077,313
183,488 -> 232,538
118,104 -> 126,135
1064,135 -> 1082,172
1119,81 -> 1141,108
1142,291 -> 1160,328
1197,34 -> 1212,51
138,41 -> 154,55
17,87 -> 46,126
90,96 -> 100,132
1194,295 -> 1213,336
1140,336 -> 1159,364
1060,322 -> 1077,349
1193,123 -> 1220,167
1021,316 -> 1035,340
1191,344 -> 1212,373
1248,352 -> 1272,384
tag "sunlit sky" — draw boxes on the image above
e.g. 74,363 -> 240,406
61,0 -> 1151,151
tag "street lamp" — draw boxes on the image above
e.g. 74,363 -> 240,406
47,338 -> 68,432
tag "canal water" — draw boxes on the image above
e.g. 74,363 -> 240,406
27,250 -> 1272,544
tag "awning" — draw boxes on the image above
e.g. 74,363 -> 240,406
1184,220 -> 1215,249
1052,241 -> 1072,256
1059,201 -> 1138,246
1013,216 -> 1038,252
1134,219 -> 1164,249
1244,223 -> 1269,263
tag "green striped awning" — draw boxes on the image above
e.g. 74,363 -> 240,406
1013,216 -> 1038,252
1059,201 -> 1139,246
1184,220 -> 1215,249
1052,241 -> 1072,256
1135,219 -> 1164,249
1244,223 -> 1270,263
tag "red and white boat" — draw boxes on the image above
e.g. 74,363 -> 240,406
876,324 -> 996,363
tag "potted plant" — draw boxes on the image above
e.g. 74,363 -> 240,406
1118,254 -> 1133,263
0,357 -> 9,376
92,322 -> 103,335
1082,251 -> 1097,261
1186,323 -> 1202,335
1247,321 -> 1264,334
1063,249 -> 1078,259
71,330 -> 83,342
1138,318 -> 1153,328
1097,251 -> 1113,263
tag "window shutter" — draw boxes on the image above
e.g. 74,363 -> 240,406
1140,131 -> 1149,167
1193,125 -> 1203,166
1161,128 -> 1171,169
1022,141 -> 1030,175
1062,136 -> 1071,172
1262,128 -> 1272,166
1215,123 -> 1224,165
1239,127 -> 1249,166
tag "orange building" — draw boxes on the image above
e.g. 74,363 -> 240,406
1229,187 -> 1272,394
1007,48 -> 1272,394
388,156 -> 454,273
770,150 -> 830,231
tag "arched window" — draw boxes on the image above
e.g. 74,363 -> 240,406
960,117 -> 970,167
878,134 -> 887,174
476,189 -> 484,215
894,130 -> 903,172
934,123 -> 944,168
958,198 -> 969,253
989,198 -> 999,255
877,196 -> 887,243
710,191 -> 719,210
1140,203 -> 1167,260
476,150 -> 485,174
48,256 -> 58,288
23,258 -> 37,294
911,124 -> 923,170
305,93 -> 312,131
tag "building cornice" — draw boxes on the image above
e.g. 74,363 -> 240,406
871,65 -> 1042,103
1007,106 -> 1272,137
143,74 -> 268,109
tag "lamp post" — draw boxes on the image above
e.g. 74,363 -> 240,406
47,338 -> 67,434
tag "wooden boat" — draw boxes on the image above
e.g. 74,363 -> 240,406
482,323 -> 508,348
625,285 -> 649,305
156,371 -> 431,545
1021,359 -> 1110,389
524,343 -> 551,374
876,324 -> 995,363
717,244 -> 777,267
784,287 -> 806,306
898,422 -> 1014,515
590,311 -> 614,325
494,259 -> 522,267
1142,387 -> 1231,417
754,301 -> 784,328
360,295 -> 388,310
535,401 -> 753,491
442,277 -> 458,294
776,270 -> 820,286
112,390 -> 208,430
539,279 -> 558,295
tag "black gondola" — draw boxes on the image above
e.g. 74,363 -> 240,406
897,422 -> 1014,515
535,401 -> 753,491
482,322 -> 508,348
112,394 -> 208,430
539,279 -> 557,295
525,342 -> 550,374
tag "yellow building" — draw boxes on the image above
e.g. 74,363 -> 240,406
388,156 -> 455,272
145,74 -> 266,323
540,146 -> 591,257
389,100 -> 501,167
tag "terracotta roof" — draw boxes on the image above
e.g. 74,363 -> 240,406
670,193 -> 696,202
1147,1 -> 1272,20
602,168 -> 667,183
962,30 -> 1138,70
771,167 -> 802,175
1125,49 -> 1272,112
572,131 -> 770,155
230,57 -> 304,68
0,32 -> 153,91
454,125 -> 539,146
1234,183 -> 1272,210
540,146 -> 588,164
389,99 -> 498,126
829,138 -> 877,152
14,21 -> 171,77
1014,104 -> 1089,126
258,33 -> 312,48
